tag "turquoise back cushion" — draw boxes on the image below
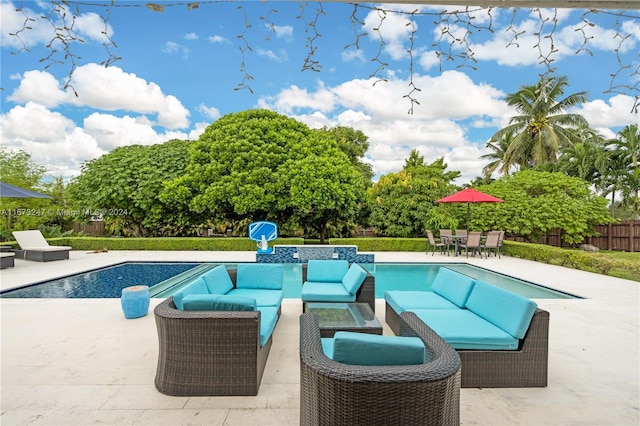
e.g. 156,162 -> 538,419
182,294 -> 257,311
172,277 -> 209,310
341,263 -> 367,294
431,267 -> 476,308
236,264 -> 283,289
201,265 -> 234,294
307,260 -> 349,282
331,331 -> 425,366
465,280 -> 538,339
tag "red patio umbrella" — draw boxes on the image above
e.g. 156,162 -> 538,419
436,188 -> 504,231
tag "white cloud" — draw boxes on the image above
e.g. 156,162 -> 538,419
184,32 -> 198,40
259,83 -> 336,113
574,95 -> 640,128
208,35 -> 229,44
270,24 -> 293,40
197,104 -> 221,121
1,1 -> 113,49
261,71 -> 508,181
74,12 -> 114,42
363,6 -> 417,61
162,41 -> 190,58
257,48 -> 288,62
8,70 -> 71,107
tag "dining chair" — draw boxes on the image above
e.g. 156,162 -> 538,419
460,231 -> 482,258
427,230 -> 449,256
482,231 -> 502,258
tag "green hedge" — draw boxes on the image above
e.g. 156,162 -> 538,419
329,238 -> 428,252
48,237 -> 305,251
503,241 -> 640,282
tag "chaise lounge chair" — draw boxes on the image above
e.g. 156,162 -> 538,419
12,230 -> 72,262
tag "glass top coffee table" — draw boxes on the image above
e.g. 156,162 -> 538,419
304,302 -> 383,337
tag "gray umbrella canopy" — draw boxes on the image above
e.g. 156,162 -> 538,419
0,182 -> 52,199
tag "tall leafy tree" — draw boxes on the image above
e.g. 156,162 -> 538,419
366,152 -> 459,237
68,139 -> 193,236
163,109 -> 365,242
320,126 -> 374,184
490,75 -> 589,171
477,170 -> 614,244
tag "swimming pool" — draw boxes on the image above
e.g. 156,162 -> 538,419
0,262 -> 578,299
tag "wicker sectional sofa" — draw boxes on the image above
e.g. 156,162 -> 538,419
385,267 -> 549,388
154,264 -> 284,396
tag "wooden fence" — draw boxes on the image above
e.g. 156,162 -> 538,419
518,220 -> 640,252
73,221 -> 106,236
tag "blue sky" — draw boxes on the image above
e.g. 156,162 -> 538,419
1,1 -> 639,184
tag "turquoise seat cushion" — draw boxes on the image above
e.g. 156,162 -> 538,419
384,290 -> 459,313
328,331 -> 425,366
301,282 -> 355,303
201,265 -> 234,295
257,306 -> 279,347
307,260 -> 349,283
321,337 -> 334,358
465,280 -> 538,339
431,267 -> 476,308
236,264 -> 284,290
228,288 -> 284,307
181,294 -> 257,311
413,309 -> 519,350
341,263 -> 367,294
172,277 -> 209,310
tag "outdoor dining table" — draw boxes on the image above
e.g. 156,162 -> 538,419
449,235 -> 467,256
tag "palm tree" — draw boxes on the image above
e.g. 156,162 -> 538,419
558,127 -> 607,182
609,124 -> 640,219
490,75 -> 589,172
481,131 -> 514,177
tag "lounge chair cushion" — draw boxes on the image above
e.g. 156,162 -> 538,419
384,290 -> 459,312
431,267 -> 476,308
172,278 -> 209,310
227,288 -> 284,307
201,265 -> 234,294
181,294 -> 257,311
301,282 -> 355,303
236,264 -> 283,290
465,280 -> 538,339
341,263 -> 367,294
412,309 -> 519,350
325,331 -> 425,366
307,260 -> 349,283
258,306 -> 279,347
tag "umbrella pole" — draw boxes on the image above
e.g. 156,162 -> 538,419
466,203 -> 470,233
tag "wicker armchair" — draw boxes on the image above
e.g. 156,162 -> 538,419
154,297 -> 272,396
300,312 -> 461,426
301,263 -> 376,312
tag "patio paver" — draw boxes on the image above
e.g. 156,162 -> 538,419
1,251 -> 638,425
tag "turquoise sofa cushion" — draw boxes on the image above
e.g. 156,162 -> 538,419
257,306 -> 279,347
228,288 -> 284,307
307,260 -> 349,283
342,263 -> 367,294
236,264 -> 283,290
301,282 -> 355,303
384,290 -> 459,313
172,277 -> 209,310
431,267 -> 476,308
201,265 -> 234,295
465,280 -> 538,339
181,294 -> 257,311
413,309 -> 519,350
328,332 -> 425,366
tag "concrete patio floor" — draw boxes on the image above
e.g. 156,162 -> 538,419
0,250 -> 638,425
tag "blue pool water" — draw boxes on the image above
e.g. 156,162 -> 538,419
0,262 -> 577,299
